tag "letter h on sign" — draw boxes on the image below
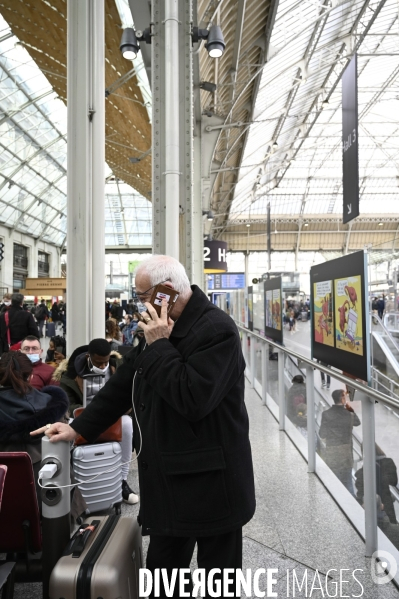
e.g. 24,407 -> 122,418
218,248 -> 227,262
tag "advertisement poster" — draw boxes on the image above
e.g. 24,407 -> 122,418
272,289 -> 281,331
265,290 -> 273,328
263,277 -> 283,344
334,276 -> 363,356
313,281 -> 334,347
310,251 -> 369,382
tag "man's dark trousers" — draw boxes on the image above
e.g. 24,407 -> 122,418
146,528 -> 242,598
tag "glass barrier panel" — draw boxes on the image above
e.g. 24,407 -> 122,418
374,399 -> 399,551
266,346 -> 279,409
254,337 -> 263,387
246,333 -> 251,375
285,357 -> 308,439
316,373 -> 363,499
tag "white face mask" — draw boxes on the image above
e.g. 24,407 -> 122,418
3,301 -> 10,306
27,354 -> 41,363
91,363 -> 109,375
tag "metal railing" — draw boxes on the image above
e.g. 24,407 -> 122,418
384,312 -> 399,333
237,322 -> 399,583
372,366 -> 399,400
373,313 -> 399,353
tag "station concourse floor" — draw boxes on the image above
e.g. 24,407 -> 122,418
8,381 -> 399,598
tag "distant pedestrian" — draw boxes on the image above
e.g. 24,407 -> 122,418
0,293 -> 39,354
377,296 -> 385,320
35,299 -> 50,338
319,389 -> 360,495
0,293 -> 12,314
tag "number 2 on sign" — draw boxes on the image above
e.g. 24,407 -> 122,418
204,247 -> 211,262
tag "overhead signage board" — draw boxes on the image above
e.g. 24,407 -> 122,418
25,278 -> 67,290
207,273 -> 245,290
342,54 -> 359,224
310,250 -> 370,382
204,240 -> 228,273
264,277 -> 283,344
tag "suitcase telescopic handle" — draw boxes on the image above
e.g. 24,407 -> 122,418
67,520 -> 101,558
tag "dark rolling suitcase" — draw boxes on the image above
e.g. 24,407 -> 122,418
46,321 -> 56,337
49,514 -> 142,599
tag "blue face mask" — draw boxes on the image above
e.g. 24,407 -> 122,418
27,354 -> 40,363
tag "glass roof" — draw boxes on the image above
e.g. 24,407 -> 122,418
229,0 -> 399,223
0,10 -> 152,248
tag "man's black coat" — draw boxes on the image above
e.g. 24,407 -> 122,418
71,285 -> 255,537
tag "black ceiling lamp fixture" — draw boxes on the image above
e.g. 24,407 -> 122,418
120,27 -> 152,60
192,25 -> 226,58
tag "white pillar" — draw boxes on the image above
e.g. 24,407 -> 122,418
90,0 -> 105,339
28,243 -> 38,278
164,0 -> 180,259
67,0 -> 105,350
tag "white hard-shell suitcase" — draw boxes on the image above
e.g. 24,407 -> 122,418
72,375 -> 123,515
72,442 -> 122,514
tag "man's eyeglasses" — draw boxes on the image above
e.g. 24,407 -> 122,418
133,279 -> 170,301
21,347 -> 41,353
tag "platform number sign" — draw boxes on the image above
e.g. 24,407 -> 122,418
0,242 -> 4,262
203,240 -> 228,273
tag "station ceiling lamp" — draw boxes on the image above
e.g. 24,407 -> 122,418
192,26 -> 226,58
202,210 -> 214,221
120,27 -> 152,60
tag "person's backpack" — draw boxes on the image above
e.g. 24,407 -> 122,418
35,305 -> 45,320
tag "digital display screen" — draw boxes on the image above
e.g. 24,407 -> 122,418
207,273 -> 245,290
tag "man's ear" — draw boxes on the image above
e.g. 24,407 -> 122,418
163,282 -> 174,290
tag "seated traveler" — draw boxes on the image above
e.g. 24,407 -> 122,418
287,374 -> 306,422
53,338 -> 138,504
20,336 -> 59,390
45,335 -> 66,366
0,351 -> 68,497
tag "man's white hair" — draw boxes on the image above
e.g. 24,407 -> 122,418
135,255 -> 191,298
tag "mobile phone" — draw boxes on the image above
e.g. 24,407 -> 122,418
134,284 -> 179,322
149,283 -> 179,318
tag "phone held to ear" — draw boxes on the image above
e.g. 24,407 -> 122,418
134,283 -> 179,322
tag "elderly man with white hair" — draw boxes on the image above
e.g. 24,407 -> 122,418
32,254 -> 255,597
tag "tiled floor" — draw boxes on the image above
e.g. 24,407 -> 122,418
6,383 -> 399,598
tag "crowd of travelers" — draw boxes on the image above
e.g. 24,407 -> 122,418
0,292 -> 140,513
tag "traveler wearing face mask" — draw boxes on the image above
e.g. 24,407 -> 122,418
0,293 -> 12,314
20,336 -> 59,390
53,338 -> 138,504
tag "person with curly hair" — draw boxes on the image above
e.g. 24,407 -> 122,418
105,318 -> 123,351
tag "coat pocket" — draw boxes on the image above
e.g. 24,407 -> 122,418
161,447 -> 231,523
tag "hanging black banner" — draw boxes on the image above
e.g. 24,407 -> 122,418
342,54 -> 359,224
